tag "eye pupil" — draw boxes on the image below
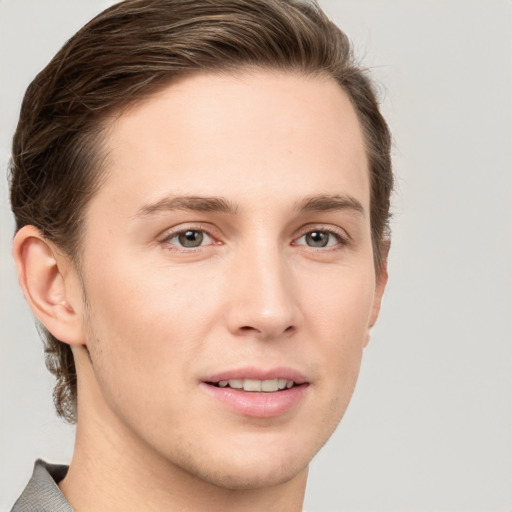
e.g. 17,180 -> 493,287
178,230 -> 203,247
306,231 -> 329,247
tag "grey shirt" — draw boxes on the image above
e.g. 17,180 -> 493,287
10,460 -> 73,511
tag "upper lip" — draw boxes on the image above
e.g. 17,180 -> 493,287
203,366 -> 308,385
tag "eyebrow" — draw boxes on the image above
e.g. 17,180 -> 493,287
135,195 -> 239,217
295,194 -> 366,217
135,193 -> 364,218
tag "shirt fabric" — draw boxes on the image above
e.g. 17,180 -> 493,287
10,460 -> 73,512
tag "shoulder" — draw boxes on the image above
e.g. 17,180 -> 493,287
10,460 -> 73,512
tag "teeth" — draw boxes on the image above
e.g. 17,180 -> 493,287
220,378 -> 295,392
228,379 -> 243,389
243,379 -> 261,392
261,379 -> 278,392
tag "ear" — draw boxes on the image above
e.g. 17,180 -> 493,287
12,225 -> 85,346
364,240 -> 390,347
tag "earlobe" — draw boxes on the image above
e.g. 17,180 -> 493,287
12,225 -> 85,346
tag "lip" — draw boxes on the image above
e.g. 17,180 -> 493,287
203,366 -> 308,384
200,366 -> 309,418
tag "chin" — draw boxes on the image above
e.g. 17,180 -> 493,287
190,454 -> 308,491
169,430 -> 315,491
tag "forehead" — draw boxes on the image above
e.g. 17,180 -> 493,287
93,70 -> 369,217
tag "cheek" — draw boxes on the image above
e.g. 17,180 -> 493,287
301,264 -> 375,403
81,259 -> 217,383
303,263 -> 376,340
80,269 -> 207,435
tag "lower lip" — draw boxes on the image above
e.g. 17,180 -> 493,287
200,383 -> 308,418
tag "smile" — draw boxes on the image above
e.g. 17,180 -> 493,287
201,368 -> 309,418
211,378 -> 296,392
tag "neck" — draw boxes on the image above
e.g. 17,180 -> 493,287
59,350 -> 308,512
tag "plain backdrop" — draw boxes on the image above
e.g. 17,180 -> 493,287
1,1 -> 511,511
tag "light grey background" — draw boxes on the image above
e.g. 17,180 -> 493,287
1,1 -> 511,511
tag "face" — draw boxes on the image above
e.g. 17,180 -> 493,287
73,70 -> 385,489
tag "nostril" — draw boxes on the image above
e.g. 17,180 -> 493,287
237,324 -> 296,337
240,325 -> 259,332
237,325 -> 295,337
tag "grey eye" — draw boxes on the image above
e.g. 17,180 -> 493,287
178,230 -> 204,247
166,229 -> 213,249
296,230 -> 341,248
305,231 -> 329,247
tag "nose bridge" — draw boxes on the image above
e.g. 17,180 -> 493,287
227,236 -> 300,338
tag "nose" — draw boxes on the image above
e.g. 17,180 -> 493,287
225,244 -> 302,340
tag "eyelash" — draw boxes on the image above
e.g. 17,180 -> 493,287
293,227 -> 349,250
160,224 -> 218,252
159,225 -> 349,252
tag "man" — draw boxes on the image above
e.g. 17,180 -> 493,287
9,0 -> 392,510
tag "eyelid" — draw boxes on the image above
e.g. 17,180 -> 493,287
292,224 -> 351,247
157,222 -> 350,251
158,222 -> 221,250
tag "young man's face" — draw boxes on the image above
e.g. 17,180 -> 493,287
71,70 -> 386,488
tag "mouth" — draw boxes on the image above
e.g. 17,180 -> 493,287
207,378 -> 298,392
201,369 -> 308,418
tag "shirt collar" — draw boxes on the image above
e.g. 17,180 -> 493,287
11,459 -> 73,512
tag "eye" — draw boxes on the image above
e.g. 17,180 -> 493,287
295,230 -> 344,248
166,229 -> 213,249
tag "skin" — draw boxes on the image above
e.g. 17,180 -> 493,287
14,70 -> 387,512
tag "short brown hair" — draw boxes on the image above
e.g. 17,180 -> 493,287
10,0 -> 393,422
